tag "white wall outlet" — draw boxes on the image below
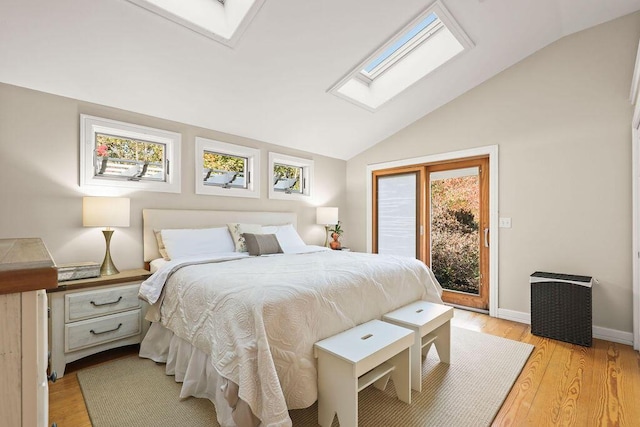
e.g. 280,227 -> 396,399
499,217 -> 512,228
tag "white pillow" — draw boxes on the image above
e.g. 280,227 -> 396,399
161,227 -> 235,259
261,225 -> 278,234
267,224 -> 306,251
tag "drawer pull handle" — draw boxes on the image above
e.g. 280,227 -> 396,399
90,323 -> 123,335
90,296 -> 123,307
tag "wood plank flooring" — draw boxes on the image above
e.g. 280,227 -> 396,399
49,310 -> 640,426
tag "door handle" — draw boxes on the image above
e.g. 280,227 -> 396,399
484,228 -> 489,248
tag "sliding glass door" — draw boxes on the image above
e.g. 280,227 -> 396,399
428,158 -> 489,310
372,157 -> 489,311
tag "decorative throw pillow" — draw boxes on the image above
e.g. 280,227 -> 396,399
227,223 -> 263,252
242,233 -> 282,256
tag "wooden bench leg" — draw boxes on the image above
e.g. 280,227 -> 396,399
411,331 -> 423,392
334,382 -> 358,427
317,354 -> 358,427
388,348 -> 411,404
433,321 -> 451,364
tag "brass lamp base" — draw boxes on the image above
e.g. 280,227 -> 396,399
324,225 -> 330,248
100,229 -> 120,276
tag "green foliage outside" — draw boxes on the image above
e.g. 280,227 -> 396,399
96,134 -> 164,163
431,176 -> 480,294
203,152 -> 246,173
273,164 -> 301,192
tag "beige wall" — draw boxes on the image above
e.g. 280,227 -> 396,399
346,12 -> 640,333
0,83 -> 346,270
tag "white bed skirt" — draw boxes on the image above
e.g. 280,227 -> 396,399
139,322 -> 259,427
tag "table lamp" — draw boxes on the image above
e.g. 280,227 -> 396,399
316,207 -> 338,247
82,197 -> 130,276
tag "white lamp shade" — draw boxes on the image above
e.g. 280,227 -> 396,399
316,207 -> 339,225
83,197 -> 131,227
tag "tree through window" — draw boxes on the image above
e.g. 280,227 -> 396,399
80,115 -> 181,193
273,163 -> 302,194
195,137 -> 260,198
95,134 -> 166,182
202,151 -> 248,189
268,152 -> 313,200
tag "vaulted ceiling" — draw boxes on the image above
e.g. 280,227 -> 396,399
2,0 -> 640,160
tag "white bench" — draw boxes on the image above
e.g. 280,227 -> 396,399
313,319 -> 414,427
383,301 -> 454,392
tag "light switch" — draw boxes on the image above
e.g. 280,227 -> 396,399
499,217 -> 512,228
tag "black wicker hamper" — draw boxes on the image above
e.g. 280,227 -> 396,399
530,271 -> 593,347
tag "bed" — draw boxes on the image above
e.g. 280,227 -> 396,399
138,209 -> 444,427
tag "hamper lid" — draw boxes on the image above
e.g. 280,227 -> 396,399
530,271 -> 593,287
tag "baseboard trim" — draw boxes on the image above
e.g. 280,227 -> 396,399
497,308 -> 531,325
447,303 -> 489,315
496,309 -> 633,346
592,326 -> 634,346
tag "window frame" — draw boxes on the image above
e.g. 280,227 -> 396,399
195,137 -> 260,198
268,152 -> 313,201
124,0 -> 265,48
80,114 -> 181,193
328,0 -> 473,111
360,13 -> 443,81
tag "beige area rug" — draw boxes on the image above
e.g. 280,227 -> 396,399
78,327 -> 533,427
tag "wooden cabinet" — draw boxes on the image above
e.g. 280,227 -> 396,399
48,269 -> 151,377
0,238 -> 57,427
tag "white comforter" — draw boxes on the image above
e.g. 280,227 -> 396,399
139,250 -> 443,427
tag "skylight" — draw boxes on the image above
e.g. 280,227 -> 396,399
126,0 -> 265,48
329,1 -> 473,111
361,13 -> 439,78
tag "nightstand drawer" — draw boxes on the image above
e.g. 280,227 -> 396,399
65,309 -> 141,352
66,283 -> 140,322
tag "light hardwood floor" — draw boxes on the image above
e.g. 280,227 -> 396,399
49,310 -> 640,426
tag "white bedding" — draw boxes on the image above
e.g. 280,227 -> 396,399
139,249 -> 443,427
149,258 -> 169,273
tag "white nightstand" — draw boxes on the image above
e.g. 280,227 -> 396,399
47,269 -> 152,378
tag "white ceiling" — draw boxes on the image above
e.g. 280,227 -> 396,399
2,0 -> 640,160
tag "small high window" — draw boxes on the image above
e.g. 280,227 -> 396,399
203,151 -> 248,189
94,134 -> 166,182
80,115 -> 181,193
329,1 -> 473,110
268,153 -> 313,201
273,163 -> 303,194
196,137 -> 260,198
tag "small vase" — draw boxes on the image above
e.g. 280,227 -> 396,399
329,233 -> 341,250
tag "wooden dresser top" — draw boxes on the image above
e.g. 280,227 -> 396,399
0,238 -> 58,295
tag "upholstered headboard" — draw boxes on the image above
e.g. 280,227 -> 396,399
142,209 -> 297,263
